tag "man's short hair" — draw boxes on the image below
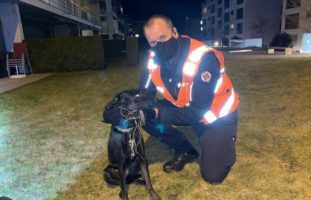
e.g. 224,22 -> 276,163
144,14 -> 174,29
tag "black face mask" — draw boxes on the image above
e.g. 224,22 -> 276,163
152,37 -> 178,61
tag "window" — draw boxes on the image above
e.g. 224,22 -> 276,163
211,4 -> 215,14
286,0 -> 301,9
224,0 -> 230,9
218,0 -> 222,5
210,29 -> 215,37
224,25 -> 229,35
237,0 -> 244,4
231,10 -> 234,15
285,13 -> 299,29
100,2 -> 106,10
211,16 -> 215,25
224,12 -> 230,22
236,23 -> 243,34
217,20 -> 222,29
217,8 -> 222,17
236,8 -> 243,19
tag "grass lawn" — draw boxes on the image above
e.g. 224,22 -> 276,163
0,55 -> 310,200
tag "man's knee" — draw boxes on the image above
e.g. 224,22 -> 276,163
201,165 -> 232,184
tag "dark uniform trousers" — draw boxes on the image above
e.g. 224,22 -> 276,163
142,101 -> 238,184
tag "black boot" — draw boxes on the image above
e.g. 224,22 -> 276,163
163,148 -> 199,173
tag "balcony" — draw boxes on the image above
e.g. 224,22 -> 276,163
20,0 -> 100,27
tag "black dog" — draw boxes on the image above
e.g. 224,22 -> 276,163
103,90 -> 161,200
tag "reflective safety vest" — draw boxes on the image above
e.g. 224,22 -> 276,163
146,36 -> 239,125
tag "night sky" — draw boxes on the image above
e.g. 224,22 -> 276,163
120,0 -> 203,31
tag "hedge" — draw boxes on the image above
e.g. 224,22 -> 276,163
102,39 -> 125,58
26,36 -> 105,73
126,37 -> 139,66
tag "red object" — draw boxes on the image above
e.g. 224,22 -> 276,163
12,43 -> 28,59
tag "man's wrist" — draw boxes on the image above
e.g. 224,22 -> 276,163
154,108 -> 159,119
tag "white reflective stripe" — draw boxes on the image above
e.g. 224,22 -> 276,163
219,89 -> 235,118
183,62 -> 196,76
147,58 -> 157,70
189,46 -> 211,62
220,68 -> 225,73
150,51 -> 155,57
214,77 -> 223,93
156,86 -> 164,93
203,111 -> 217,123
145,75 -> 151,89
185,103 -> 190,107
190,84 -> 193,101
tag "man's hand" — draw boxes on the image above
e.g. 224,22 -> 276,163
142,107 -> 158,121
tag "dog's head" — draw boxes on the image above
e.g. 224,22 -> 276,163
106,89 -> 152,111
104,89 -> 154,121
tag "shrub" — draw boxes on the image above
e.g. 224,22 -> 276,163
270,33 -> 293,47
126,37 -> 139,66
26,36 -> 105,73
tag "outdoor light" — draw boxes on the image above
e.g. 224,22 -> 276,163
200,27 -> 203,31
214,41 -> 219,46
200,20 -> 203,25
135,34 -> 140,38
230,24 -> 235,29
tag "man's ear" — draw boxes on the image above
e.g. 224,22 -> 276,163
172,27 -> 178,38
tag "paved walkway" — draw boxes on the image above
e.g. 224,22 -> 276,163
223,51 -> 311,60
0,73 -> 54,94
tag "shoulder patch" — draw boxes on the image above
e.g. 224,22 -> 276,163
201,71 -> 211,82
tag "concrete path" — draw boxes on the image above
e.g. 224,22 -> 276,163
0,73 -> 54,94
223,51 -> 311,60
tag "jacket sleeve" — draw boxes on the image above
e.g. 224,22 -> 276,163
138,66 -> 157,101
158,52 -> 220,125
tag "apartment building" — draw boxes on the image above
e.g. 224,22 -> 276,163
0,0 -> 101,52
202,0 -> 283,47
0,0 -> 102,78
99,0 -> 126,40
281,0 -> 311,53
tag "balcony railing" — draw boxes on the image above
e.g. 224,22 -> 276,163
38,0 -> 100,26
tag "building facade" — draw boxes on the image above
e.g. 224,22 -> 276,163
0,0 -> 101,78
281,0 -> 311,53
202,0 -> 283,47
99,0 -> 126,40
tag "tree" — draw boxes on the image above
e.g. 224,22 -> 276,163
248,16 -> 272,48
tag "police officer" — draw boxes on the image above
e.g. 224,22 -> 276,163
139,14 -> 239,184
